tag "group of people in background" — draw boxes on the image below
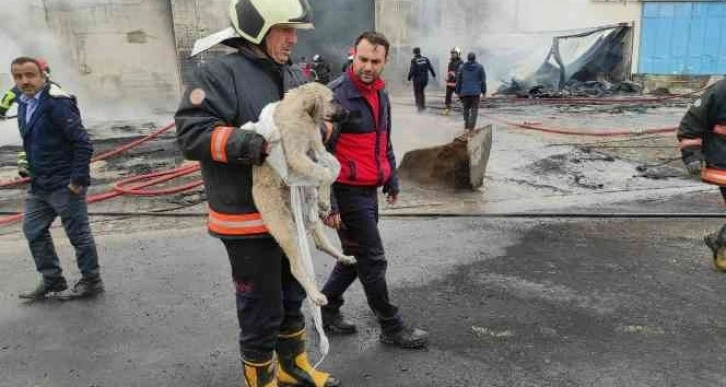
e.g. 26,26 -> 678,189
293,54 -> 332,85
408,46 -> 488,136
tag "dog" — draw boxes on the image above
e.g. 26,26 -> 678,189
705,224 -> 726,272
252,82 -> 356,306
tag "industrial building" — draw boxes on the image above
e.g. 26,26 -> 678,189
1,0 -> 724,112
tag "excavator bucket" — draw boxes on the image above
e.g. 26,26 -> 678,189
398,125 -> 493,190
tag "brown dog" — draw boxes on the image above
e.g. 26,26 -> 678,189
252,83 -> 356,306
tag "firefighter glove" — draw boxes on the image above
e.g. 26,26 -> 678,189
681,146 -> 703,177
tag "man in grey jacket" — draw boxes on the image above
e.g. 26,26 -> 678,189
456,52 -> 487,135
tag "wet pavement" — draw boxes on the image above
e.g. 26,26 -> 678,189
3,189 -> 726,386
3,92 -> 726,386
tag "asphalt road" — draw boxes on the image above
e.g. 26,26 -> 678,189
3,193 -> 726,386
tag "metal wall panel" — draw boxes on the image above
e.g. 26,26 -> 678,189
640,1 -> 726,74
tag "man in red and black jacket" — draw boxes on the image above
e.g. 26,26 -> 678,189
321,31 -> 429,349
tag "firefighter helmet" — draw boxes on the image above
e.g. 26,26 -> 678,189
36,57 -> 50,75
229,0 -> 314,45
451,46 -> 462,56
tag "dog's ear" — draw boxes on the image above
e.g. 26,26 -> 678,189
304,91 -> 325,120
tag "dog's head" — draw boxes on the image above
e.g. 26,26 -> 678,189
291,83 -> 348,124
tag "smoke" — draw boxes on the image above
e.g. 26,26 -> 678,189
0,0 -> 177,131
0,0 -> 89,104
398,0 -> 639,92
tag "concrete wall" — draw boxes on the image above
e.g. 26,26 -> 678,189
0,0 -> 181,116
170,0 -> 375,86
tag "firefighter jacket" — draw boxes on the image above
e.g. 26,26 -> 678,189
174,46 -> 306,238
677,79 -> 726,185
446,57 -> 463,88
17,83 -> 93,191
407,55 -> 436,85
327,71 -> 398,212
0,87 -> 17,117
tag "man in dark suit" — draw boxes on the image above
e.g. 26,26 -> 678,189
11,56 -> 103,300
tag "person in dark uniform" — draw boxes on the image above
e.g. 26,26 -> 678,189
677,78 -> 726,271
174,0 -> 340,385
407,47 -> 435,112
444,46 -> 463,115
312,54 -> 331,84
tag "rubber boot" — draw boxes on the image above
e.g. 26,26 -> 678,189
443,107 -> 450,116
276,329 -> 341,387
243,358 -> 278,387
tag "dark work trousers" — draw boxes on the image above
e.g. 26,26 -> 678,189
22,186 -> 99,285
222,237 -> 306,363
321,185 -> 403,334
445,86 -> 456,108
413,81 -> 427,111
461,95 -> 481,129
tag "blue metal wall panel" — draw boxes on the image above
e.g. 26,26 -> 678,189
640,1 -> 726,74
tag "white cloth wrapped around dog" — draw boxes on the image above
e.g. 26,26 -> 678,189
243,102 -> 341,188
245,100 -> 340,363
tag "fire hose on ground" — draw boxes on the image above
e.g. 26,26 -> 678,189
0,121 -> 177,189
0,163 -> 202,227
1,210 -> 726,219
487,115 -> 678,137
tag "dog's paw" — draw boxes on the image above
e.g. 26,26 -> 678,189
321,169 -> 337,184
318,209 -> 331,220
309,292 -> 328,306
339,255 -> 356,266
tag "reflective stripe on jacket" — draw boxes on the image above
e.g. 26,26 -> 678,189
677,79 -> 726,185
174,46 -> 305,238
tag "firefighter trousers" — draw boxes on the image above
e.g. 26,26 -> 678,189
222,237 -> 306,363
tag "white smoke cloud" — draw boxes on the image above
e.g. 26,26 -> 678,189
390,0 -> 639,92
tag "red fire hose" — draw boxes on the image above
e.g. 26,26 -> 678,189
0,163 -> 202,227
112,164 -> 202,196
488,115 -> 677,137
0,121 -> 176,189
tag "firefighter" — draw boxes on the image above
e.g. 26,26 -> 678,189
444,46 -> 463,115
407,47 -> 436,112
341,47 -> 354,74
0,87 -> 17,118
312,54 -> 331,84
174,0 -> 340,386
677,78 -> 726,269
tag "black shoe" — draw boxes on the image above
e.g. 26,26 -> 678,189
19,279 -> 68,300
322,310 -> 357,335
380,326 -> 429,349
705,233 -> 717,255
60,275 -> 104,300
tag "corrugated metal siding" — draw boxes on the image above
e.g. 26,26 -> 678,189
640,1 -> 726,74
